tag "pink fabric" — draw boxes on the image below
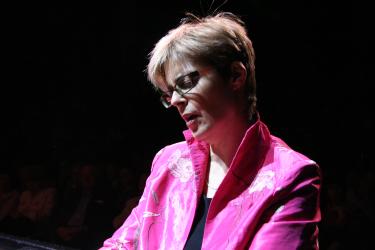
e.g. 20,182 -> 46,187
101,120 -> 321,249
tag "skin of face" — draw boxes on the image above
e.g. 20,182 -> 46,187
163,60 -> 243,145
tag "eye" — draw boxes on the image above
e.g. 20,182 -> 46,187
176,71 -> 200,90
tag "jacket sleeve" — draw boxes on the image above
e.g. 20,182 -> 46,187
100,148 -> 165,250
249,163 -> 321,250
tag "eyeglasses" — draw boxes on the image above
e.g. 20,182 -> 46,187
158,71 -> 200,108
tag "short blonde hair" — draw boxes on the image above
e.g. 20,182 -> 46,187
147,12 -> 257,118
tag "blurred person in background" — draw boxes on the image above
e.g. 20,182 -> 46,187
0,172 -> 19,224
54,162 -> 113,250
112,172 -> 148,230
2,165 -> 56,239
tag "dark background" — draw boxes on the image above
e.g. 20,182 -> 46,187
2,0 -> 374,249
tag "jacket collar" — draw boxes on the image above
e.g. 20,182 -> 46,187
182,117 -> 272,191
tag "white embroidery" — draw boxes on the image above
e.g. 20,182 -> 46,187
115,239 -> 131,248
167,149 -> 194,182
171,191 -> 188,244
249,170 -> 275,193
143,211 -> 160,218
275,143 -> 293,153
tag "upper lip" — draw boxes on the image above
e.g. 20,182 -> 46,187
182,113 -> 198,122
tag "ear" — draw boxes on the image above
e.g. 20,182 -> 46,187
230,61 -> 247,90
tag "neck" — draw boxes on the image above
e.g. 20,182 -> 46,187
204,112 -> 253,198
209,117 -> 250,168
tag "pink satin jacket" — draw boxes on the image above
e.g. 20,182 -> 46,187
101,120 -> 321,249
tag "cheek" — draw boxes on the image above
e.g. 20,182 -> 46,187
203,89 -> 232,118
190,76 -> 233,118
196,101 -> 225,126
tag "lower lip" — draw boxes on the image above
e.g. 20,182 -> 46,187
186,118 -> 198,130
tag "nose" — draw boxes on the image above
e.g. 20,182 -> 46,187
170,90 -> 187,107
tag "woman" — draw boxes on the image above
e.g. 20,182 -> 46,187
101,12 -> 321,249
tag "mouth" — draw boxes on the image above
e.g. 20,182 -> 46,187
182,113 -> 199,122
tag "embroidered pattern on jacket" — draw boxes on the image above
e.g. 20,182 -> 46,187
166,149 -> 194,182
143,211 -> 160,218
248,170 -> 275,194
170,191 -> 189,247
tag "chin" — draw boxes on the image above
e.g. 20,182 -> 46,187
190,125 -> 212,142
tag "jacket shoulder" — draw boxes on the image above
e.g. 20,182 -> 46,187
270,136 -> 317,166
150,141 -> 189,171
267,136 -> 320,185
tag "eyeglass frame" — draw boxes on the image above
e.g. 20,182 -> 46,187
158,70 -> 201,108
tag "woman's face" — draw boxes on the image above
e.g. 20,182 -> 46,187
163,60 -> 239,143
